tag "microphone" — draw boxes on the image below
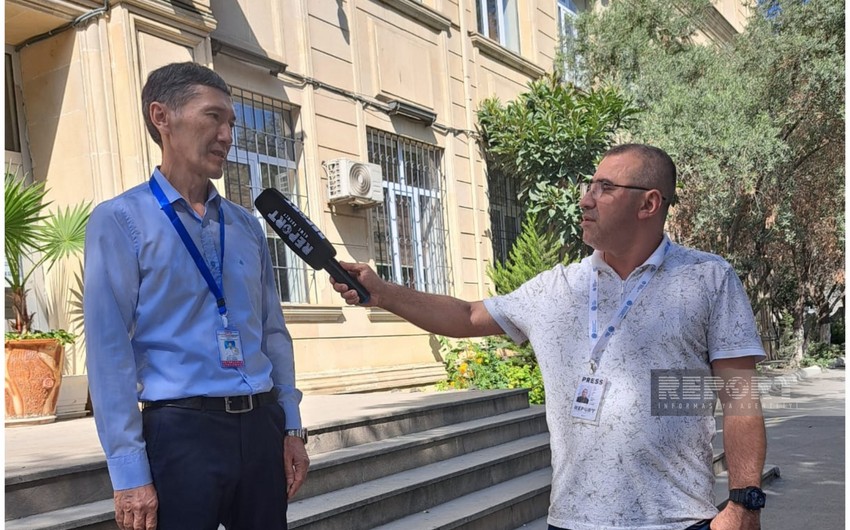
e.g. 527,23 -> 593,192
254,188 -> 370,304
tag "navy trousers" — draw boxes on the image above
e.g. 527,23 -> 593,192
143,402 -> 288,529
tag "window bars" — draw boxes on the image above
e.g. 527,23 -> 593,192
367,129 -> 450,295
223,87 -> 315,304
487,165 -> 523,264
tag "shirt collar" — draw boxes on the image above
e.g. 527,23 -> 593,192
589,234 -> 673,275
151,167 -> 221,208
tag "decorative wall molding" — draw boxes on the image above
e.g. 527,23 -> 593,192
368,308 -> 406,322
117,0 -> 217,33
469,32 -> 545,79
376,0 -> 452,32
282,305 -> 345,323
211,38 -> 287,76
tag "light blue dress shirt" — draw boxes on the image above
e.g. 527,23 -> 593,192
84,168 -> 302,491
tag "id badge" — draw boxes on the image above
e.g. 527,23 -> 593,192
571,374 -> 608,425
217,329 -> 244,368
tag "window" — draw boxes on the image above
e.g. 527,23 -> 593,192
5,47 -> 26,305
557,0 -> 580,85
487,165 -> 523,264
367,129 -> 449,294
476,0 -> 520,52
5,53 -> 21,153
222,87 -> 314,303
5,46 -> 28,177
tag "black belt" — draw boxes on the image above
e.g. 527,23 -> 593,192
141,391 -> 277,414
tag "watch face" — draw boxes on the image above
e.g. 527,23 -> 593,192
746,489 -> 766,508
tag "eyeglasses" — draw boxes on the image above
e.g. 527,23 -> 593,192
580,180 -> 671,203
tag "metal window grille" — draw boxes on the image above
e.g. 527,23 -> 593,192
222,87 -> 315,303
367,129 -> 450,295
487,164 -> 523,264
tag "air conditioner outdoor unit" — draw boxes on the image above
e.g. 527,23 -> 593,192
326,158 -> 384,207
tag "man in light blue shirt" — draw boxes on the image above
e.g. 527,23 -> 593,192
84,62 -> 309,530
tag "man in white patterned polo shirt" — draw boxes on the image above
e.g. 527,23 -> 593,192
331,144 -> 766,530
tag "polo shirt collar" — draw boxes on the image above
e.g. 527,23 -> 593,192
590,234 -> 673,275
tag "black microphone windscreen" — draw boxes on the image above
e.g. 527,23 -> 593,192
254,188 -> 335,270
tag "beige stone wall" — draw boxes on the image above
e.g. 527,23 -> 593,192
5,0 -> 745,389
201,0 -> 562,378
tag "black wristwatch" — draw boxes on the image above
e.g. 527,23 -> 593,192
285,428 -> 309,444
729,487 -> 766,510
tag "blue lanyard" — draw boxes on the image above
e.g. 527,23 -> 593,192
587,240 -> 671,372
149,177 -> 229,328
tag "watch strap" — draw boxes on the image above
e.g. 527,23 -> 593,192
729,487 -> 765,510
285,428 -> 308,443
729,488 -> 747,504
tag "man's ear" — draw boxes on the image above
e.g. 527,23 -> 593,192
149,101 -> 170,139
636,190 -> 664,220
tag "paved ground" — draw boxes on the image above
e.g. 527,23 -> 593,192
758,368 -> 845,529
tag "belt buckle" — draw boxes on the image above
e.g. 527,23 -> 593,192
225,395 -> 254,414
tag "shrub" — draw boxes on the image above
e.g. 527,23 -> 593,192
437,336 -> 545,404
800,341 -> 844,368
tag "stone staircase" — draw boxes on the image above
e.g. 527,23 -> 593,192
5,389 -> 551,529
5,389 -> 778,530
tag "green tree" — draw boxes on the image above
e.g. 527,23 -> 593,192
488,211 -> 566,295
477,73 -> 639,260
574,0 -> 844,365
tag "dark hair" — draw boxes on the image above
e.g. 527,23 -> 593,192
141,62 -> 231,146
602,144 -> 677,207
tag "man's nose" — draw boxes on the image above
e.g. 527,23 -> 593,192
220,124 -> 233,146
579,188 -> 594,210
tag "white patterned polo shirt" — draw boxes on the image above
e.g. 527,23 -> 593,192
483,235 -> 765,530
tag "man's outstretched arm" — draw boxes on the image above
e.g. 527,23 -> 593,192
331,261 -> 504,338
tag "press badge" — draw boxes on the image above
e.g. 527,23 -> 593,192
217,329 -> 244,368
571,374 -> 608,425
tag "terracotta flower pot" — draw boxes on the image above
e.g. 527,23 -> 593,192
4,338 -> 64,425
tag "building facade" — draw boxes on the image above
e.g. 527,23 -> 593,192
5,0 -> 748,394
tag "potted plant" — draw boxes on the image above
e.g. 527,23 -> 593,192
4,173 -> 90,424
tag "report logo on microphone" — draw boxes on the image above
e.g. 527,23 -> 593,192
265,209 -> 315,257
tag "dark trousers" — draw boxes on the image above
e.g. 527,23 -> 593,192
549,520 -> 712,530
143,402 -> 288,529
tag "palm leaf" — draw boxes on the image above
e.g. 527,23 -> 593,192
5,174 -> 50,263
38,202 -> 92,269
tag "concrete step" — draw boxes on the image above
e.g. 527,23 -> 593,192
5,389 -> 531,523
297,362 -> 447,393
516,463 -> 781,530
5,390 -> 538,529
5,499 -> 116,530
288,433 -> 552,530
373,468 -> 552,530
307,389 -> 532,455
5,460 -> 112,521
515,516 -> 548,530
298,406 -> 547,499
